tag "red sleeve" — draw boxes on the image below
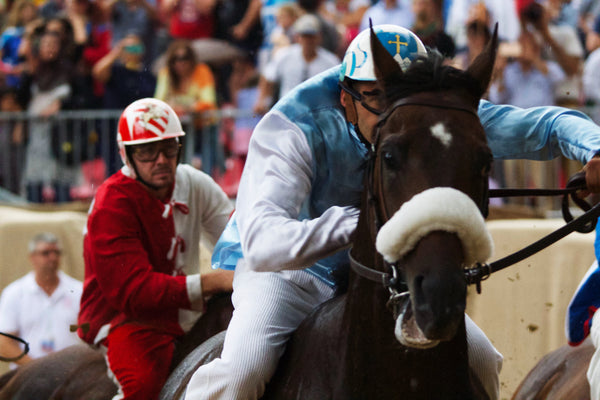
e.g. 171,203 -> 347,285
82,27 -> 111,66
86,187 -> 192,320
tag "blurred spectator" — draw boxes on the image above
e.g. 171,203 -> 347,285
489,30 -> 565,108
543,0 -> 578,28
320,0 -> 369,51
0,232 -> 82,368
256,0 -> 298,72
446,0 -> 520,50
0,86 -> 25,194
451,20 -> 491,70
519,0 -> 584,107
18,30 -> 75,202
102,0 -> 158,67
359,0 -> 415,33
579,0 -> 600,53
212,0 -> 263,104
583,15 -> 600,122
411,0 -> 455,58
154,39 -> 217,116
215,0 -> 263,57
41,16 -> 80,64
216,55 -> 261,196
297,0 -> 342,55
92,32 -> 156,173
63,0 -> 111,108
0,0 -> 38,87
93,32 -> 156,109
253,13 -> 339,114
161,0 -> 216,41
585,13 -> 600,55
268,2 -> 301,59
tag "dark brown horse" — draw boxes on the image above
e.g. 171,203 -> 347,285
0,292 -> 233,400
162,26 -> 499,399
512,338 -> 593,400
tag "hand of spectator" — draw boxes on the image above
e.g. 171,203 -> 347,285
491,54 -> 507,81
232,23 -> 250,40
528,5 -> 551,38
40,99 -> 61,117
195,0 -> 215,14
253,100 -> 269,116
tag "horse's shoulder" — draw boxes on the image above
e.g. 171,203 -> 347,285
0,344 -> 111,400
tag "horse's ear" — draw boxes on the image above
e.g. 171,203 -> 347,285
466,23 -> 498,99
370,21 -> 403,93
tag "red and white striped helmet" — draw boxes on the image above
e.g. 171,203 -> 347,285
117,98 -> 185,149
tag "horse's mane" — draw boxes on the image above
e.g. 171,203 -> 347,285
383,49 -> 483,103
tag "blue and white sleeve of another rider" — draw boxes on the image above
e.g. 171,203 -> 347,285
478,100 -> 600,163
234,109 -> 359,273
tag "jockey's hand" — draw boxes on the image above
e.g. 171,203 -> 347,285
201,269 -> 234,299
580,156 -> 600,197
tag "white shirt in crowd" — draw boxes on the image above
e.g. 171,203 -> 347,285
263,43 -> 340,98
0,271 -> 83,368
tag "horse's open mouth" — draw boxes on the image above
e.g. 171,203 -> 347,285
395,297 -> 440,349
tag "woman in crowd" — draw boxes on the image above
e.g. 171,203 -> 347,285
154,39 -> 217,169
19,28 -> 74,202
0,0 -> 38,87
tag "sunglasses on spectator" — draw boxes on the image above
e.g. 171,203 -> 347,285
124,43 -> 144,55
35,249 -> 62,256
130,139 -> 181,162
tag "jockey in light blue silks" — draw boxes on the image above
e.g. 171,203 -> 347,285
567,219 -> 600,399
185,25 -> 600,400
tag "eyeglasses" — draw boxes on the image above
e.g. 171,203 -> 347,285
130,139 -> 181,162
34,249 -> 62,256
340,82 -> 385,115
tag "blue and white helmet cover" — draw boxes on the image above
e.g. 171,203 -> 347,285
339,24 -> 428,82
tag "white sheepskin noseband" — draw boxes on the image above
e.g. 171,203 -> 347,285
375,187 -> 493,266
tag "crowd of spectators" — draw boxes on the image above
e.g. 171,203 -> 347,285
0,0 -> 599,204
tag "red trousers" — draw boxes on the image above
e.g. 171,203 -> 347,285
104,323 -> 177,400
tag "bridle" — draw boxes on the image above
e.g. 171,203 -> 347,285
349,92 -> 600,302
349,92 -> 484,313
0,331 -> 29,362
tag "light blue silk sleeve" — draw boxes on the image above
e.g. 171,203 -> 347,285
478,100 -> 600,163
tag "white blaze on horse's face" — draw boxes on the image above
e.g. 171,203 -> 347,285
430,122 -> 452,148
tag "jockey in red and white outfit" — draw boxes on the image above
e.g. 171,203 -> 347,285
76,98 -> 234,400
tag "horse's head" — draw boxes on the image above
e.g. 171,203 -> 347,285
367,25 -> 497,347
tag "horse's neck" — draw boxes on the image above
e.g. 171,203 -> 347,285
344,202 -> 396,341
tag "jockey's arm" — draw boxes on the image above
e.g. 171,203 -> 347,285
236,112 -> 359,272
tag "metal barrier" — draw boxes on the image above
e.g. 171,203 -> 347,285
1,104 -> 599,205
0,108 -> 261,203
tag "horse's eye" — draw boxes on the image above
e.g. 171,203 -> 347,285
382,150 -> 401,169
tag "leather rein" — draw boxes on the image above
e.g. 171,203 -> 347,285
0,331 -> 29,362
349,93 -> 600,296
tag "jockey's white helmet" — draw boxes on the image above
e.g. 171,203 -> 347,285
339,24 -> 428,82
